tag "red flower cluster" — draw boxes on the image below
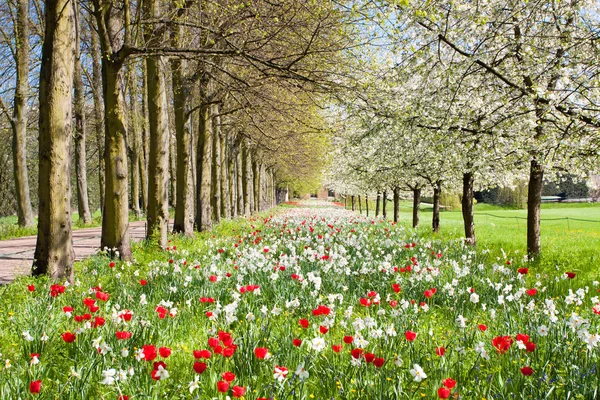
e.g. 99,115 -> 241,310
492,335 -> 513,353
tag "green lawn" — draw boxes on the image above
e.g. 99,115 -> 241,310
350,200 -> 600,283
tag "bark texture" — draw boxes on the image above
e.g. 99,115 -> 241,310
33,0 -> 76,280
375,192 -> 380,217
95,1 -> 132,259
462,172 -> 475,245
196,103 -> 212,231
73,2 -> 92,224
11,0 -> 35,227
171,29 -> 194,235
393,187 -> 400,223
90,24 -> 105,212
432,182 -> 441,233
412,188 -> 421,228
527,159 -> 543,256
382,191 -> 387,219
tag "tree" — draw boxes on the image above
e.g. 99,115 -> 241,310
33,0 -> 75,280
0,0 -> 35,227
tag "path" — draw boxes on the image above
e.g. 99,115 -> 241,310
0,221 -> 148,284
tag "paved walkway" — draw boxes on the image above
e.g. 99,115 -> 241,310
0,221 -> 147,284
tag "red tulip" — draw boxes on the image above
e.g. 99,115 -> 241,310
478,324 -> 487,332
222,371 -> 236,382
520,366 -> 534,376
364,353 -> 375,363
62,332 -> 76,343
438,387 -> 451,399
193,361 -> 207,374
193,349 -> 211,359
232,386 -> 246,398
319,326 -> 329,334
254,347 -> 269,359
343,335 -> 354,344
27,285 -> 35,292
298,319 -> 309,328
526,288 -> 537,296
332,345 -> 342,353
159,347 -> 171,358
566,271 -> 576,279
442,378 -> 456,389
405,331 -> 417,341
29,380 -> 42,394
292,338 -> 302,347
373,357 -> 385,368
116,331 -> 132,340
435,347 -> 446,357
217,380 -> 230,392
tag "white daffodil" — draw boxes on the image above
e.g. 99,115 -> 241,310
409,364 -> 427,382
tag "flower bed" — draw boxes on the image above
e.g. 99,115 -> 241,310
0,206 -> 598,398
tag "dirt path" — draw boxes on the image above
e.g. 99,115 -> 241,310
0,221 -> 148,284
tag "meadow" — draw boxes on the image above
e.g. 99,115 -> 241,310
0,202 -> 598,399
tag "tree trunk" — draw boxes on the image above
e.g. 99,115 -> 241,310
365,195 -> 369,217
527,159 -> 543,256
11,0 -> 35,227
432,182 -> 441,233
95,4 -> 132,260
243,141 -> 253,215
375,192 -> 380,217
171,30 -> 194,235
211,104 -> 221,222
358,195 -> 362,214
221,131 -> 230,218
351,195 -> 355,211
90,25 -> 105,213
228,140 -> 236,217
462,172 -> 475,245
169,130 -> 177,210
140,62 -> 149,213
236,145 -> 244,216
196,103 -> 212,231
393,187 -> 400,223
33,0 -> 75,280
382,190 -> 387,219
127,63 -> 142,219
73,5 -> 92,225
412,188 -> 421,228
252,158 -> 260,212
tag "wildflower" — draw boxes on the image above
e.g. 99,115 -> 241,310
274,365 -> 289,381
100,369 -> 117,385
405,331 -> 417,341
520,366 -> 534,376
295,362 -> 310,380
409,364 -> 427,382
29,380 -> 42,394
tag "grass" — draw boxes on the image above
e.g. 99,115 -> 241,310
0,202 -> 598,398
348,200 -> 600,284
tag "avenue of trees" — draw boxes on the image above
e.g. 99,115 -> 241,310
328,0 -> 600,257
0,0 -> 358,279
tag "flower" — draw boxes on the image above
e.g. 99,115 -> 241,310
409,364 -> 427,382
520,366 -> 534,376
189,375 -> 200,394
254,347 -> 270,359
222,371 -> 236,382
274,365 -> 289,381
491,336 -> 512,353
27,285 -> 35,292
566,272 -> 576,279
29,380 -> 42,394
193,349 -> 211,359
142,345 -> 157,361
295,362 -> 309,379
435,347 -> 445,356
374,357 -> 385,367
151,363 -> 169,380
310,337 -> 326,352
232,386 -> 246,398
100,369 -> 117,385
158,347 -> 171,358
292,338 -> 302,347
299,319 -> 309,328
438,387 -> 451,399
116,331 -> 132,340
478,324 -> 487,332
405,331 -> 417,341
62,332 -> 76,343
217,380 -> 230,392
442,378 -> 456,389
193,361 -> 206,374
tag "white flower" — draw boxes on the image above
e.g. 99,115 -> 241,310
456,315 -> 467,328
101,368 -> 117,385
409,364 -> 427,382
189,375 -> 200,394
22,331 -> 34,342
537,325 -> 549,336
470,293 -> 480,304
153,365 -> 169,380
310,337 -> 326,352
41,333 -> 49,342
295,362 -> 309,380
273,366 -> 288,381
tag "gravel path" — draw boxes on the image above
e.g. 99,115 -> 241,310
0,221 -> 148,284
